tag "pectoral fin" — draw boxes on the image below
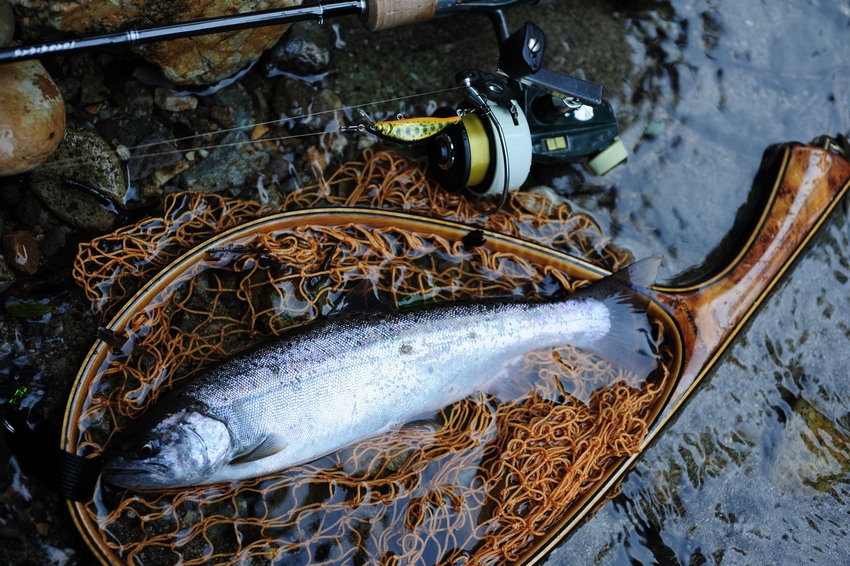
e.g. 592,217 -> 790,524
231,434 -> 288,465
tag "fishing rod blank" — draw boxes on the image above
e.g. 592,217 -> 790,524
0,0 -> 367,64
0,0 -> 546,65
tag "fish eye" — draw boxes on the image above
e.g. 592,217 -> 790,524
131,436 -> 161,459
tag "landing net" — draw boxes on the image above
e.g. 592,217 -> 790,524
70,150 -> 670,565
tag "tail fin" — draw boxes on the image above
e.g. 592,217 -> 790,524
575,256 -> 662,380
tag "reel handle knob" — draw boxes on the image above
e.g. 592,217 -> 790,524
498,21 -> 546,79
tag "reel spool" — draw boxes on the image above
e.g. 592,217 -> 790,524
428,100 -> 532,197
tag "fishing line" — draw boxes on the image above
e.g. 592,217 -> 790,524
125,85 -> 466,152
32,85 -> 466,175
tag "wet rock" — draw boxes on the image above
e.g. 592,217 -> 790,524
94,117 -> 121,146
0,58 -> 66,176
115,80 -> 154,115
29,123 -> 126,231
55,76 -> 81,104
138,159 -> 189,198
117,115 -> 156,148
15,189 -> 49,227
268,22 -> 332,76
272,77 -> 345,131
266,153 -> 295,181
126,133 -> 181,181
312,88 -> 345,131
0,255 -> 14,291
209,106 -> 237,130
0,0 -> 14,48
302,145 -> 334,180
272,75 -> 316,121
213,82 -> 255,129
0,182 -> 22,206
14,0 -> 302,85
154,88 -> 198,112
79,73 -> 110,106
2,230 -> 41,275
178,129 -> 269,194
39,225 -> 65,258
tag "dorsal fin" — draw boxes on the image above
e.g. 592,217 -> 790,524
230,434 -> 288,465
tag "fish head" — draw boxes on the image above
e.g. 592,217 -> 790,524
102,406 -> 233,490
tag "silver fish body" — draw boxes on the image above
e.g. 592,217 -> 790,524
102,258 -> 659,490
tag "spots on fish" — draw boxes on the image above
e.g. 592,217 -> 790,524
467,331 -> 478,340
400,343 -> 413,355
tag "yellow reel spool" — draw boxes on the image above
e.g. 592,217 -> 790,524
463,112 -> 490,187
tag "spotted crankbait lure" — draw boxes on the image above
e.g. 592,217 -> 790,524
341,109 -> 465,143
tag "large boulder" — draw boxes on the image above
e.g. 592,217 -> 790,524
10,0 -> 302,85
0,57 -> 66,176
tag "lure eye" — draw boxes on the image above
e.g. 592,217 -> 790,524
130,436 -> 161,459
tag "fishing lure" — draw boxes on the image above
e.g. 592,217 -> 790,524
341,109 -> 466,143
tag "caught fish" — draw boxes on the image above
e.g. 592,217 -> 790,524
102,257 -> 661,490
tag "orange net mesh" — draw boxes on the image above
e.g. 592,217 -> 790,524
70,150 -> 670,565
74,149 -> 629,323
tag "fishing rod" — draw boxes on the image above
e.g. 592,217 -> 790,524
0,0 -> 537,64
0,0 -> 627,206
0,0 -> 601,110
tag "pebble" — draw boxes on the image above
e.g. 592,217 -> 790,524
15,189 -> 50,227
265,153 -> 294,182
0,58 -> 66,176
0,256 -> 14,291
0,182 -> 22,205
213,83 -> 255,128
29,123 -> 127,232
272,78 -> 345,131
55,77 -> 82,105
178,130 -> 269,194
126,133 -> 182,181
2,230 -> 41,275
79,73 -> 110,106
272,76 -> 317,123
268,22 -> 332,76
153,88 -> 198,112
302,146 -> 330,178
39,225 -> 66,258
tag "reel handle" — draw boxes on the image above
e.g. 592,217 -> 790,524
361,0 -> 538,31
361,0 -> 448,31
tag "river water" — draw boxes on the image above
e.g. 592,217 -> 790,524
543,0 -> 850,564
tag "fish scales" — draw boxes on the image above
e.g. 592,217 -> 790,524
196,300 -> 605,479
101,258 -> 660,489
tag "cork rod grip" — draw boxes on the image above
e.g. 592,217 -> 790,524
361,0 -> 438,31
